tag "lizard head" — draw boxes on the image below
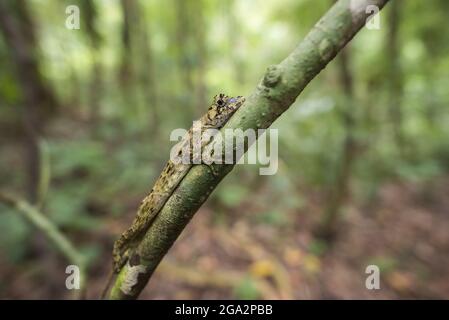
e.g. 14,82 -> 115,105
206,94 -> 245,128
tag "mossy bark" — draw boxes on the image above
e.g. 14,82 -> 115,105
109,0 -> 390,299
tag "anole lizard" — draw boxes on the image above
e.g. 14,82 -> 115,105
112,93 -> 245,272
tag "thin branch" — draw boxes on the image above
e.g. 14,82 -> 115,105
36,139 -> 51,209
108,0 -> 390,299
0,192 -> 87,299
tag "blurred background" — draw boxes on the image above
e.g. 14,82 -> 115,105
0,0 -> 448,299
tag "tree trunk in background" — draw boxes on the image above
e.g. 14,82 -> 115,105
119,0 -> 133,85
174,0 -> 209,115
317,47 -> 356,241
119,0 -> 159,132
193,0 -> 208,114
226,0 -> 245,86
0,0 -> 58,203
80,0 -> 103,127
174,0 -> 196,116
386,0 -> 404,153
135,0 -> 159,134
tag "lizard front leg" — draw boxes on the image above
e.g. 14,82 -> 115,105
112,232 -> 132,272
112,193 -> 165,272
202,159 -> 220,176
198,125 -> 221,176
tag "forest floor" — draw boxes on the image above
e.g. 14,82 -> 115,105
2,176 -> 449,299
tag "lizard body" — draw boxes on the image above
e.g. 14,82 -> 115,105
112,94 -> 245,272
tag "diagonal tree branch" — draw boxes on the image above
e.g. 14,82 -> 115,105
108,0 -> 390,299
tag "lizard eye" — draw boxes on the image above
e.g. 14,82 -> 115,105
216,99 -> 225,109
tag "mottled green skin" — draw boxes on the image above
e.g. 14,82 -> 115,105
113,94 -> 245,272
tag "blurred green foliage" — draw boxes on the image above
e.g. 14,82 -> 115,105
233,276 -> 260,300
0,0 -> 448,299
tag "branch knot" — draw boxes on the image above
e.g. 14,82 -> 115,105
263,65 -> 282,88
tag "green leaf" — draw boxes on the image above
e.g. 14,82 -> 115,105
368,256 -> 398,274
233,276 -> 260,300
0,208 -> 30,262
257,210 -> 288,227
216,184 -> 249,207
308,239 -> 328,256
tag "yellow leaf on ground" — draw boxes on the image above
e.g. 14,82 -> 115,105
283,247 -> 304,267
249,260 -> 276,278
303,255 -> 321,275
387,271 -> 414,292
